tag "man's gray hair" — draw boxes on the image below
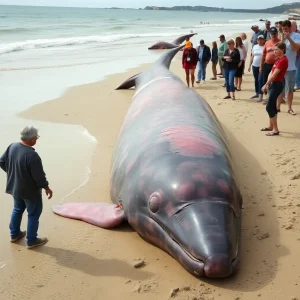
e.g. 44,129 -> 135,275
20,125 -> 39,141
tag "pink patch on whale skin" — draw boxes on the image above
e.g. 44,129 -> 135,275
159,126 -> 220,157
175,183 -> 196,200
217,179 -> 231,195
52,202 -> 125,228
197,187 -> 209,198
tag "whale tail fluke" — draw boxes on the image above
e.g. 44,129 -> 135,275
52,202 -> 125,229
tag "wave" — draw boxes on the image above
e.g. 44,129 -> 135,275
0,32 -> 186,55
228,19 -> 253,22
0,27 -> 36,34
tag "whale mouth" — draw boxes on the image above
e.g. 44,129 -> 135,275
148,201 -> 241,278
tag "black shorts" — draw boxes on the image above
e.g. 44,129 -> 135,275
235,61 -> 244,78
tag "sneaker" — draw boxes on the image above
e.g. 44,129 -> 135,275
27,237 -> 48,249
250,94 -> 259,99
10,230 -> 26,243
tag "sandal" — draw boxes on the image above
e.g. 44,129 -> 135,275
266,131 -> 280,136
261,127 -> 272,131
223,96 -> 231,99
288,109 -> 296,115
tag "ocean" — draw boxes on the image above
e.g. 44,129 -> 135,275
0,5 -> 287,201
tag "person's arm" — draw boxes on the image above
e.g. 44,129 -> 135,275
0,150 -> 7,172
284,33 -> 300,51
231,49 -> 240,64
30,155 -> 53,199
222,49 -> 228,61
260,45 -> 267,72
248,53 -> 254,72
207,46 -> 211,63
0,145 -> 11,172
242,46 -> 247,60
182,50 -> 185,67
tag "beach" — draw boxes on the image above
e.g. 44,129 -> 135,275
1,5 -> 300,300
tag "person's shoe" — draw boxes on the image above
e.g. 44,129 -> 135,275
10,231 -> 26,242
196,80 -> 200,83
27,237 -> 48,249
250,94 -> 259,99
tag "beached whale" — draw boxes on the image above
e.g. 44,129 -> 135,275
148,33 -> 197,50
52,45 -> 243,279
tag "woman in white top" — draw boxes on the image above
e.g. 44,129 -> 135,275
248,35 -> 265,101
234,36 -> 247,91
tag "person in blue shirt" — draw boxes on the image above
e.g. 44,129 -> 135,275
195,39 -> 211,83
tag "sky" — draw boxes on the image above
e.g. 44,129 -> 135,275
0,0 -> 293,9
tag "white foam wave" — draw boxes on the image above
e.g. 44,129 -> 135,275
228,19 -> 253,22
0,32 -> 187,55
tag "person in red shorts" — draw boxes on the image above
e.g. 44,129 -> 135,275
261,42 -> 288,136
182,41 -> 198,87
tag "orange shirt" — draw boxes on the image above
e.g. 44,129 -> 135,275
263,38 -> 281,64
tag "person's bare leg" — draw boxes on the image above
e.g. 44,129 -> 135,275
234,77 -> 238,89
212,63 -> 217,78
287,91 -> 293,111
272,115 -> 279,132
191,70 -> 195,87
277,91 -> 283,111
238,77 -> 242,90
185,69 -> 190,87
269,118 -> 273,130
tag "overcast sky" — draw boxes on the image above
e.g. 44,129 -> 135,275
0,0 -> 292,9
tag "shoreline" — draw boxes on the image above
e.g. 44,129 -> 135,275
1,31 -> 300,300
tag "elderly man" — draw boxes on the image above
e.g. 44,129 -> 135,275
0,126 -> 53,249
250,25 -> 263,48
196,39 -> 211,83
217,34 -> 228,77
263,20 -> 271,41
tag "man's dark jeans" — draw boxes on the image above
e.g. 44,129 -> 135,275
252,66 -> 263,95
10,197 -> 43,244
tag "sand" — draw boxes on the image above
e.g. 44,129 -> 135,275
1,38 -> 300,300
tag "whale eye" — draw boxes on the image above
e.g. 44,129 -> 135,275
149,192 -> 161,213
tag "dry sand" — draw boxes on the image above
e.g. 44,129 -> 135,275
1,39 -> 300,300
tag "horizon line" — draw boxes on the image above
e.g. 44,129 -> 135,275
0,3 -> 294,11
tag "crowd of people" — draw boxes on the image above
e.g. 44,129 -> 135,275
182,19 -> 300,136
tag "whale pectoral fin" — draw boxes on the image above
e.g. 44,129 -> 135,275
115,73 -> 141,90
52,202 -> 125,229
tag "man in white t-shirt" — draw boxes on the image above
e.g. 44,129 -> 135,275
277,20 -> 300,115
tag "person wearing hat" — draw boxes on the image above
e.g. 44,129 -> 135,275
182,41 -> 198,87
248,35 -> 265,101
217,34 -> 228,77
262,20 -> 272,41
196,39 -> 211,83
260,26 -> 281,103
0,126 -> 52,249
250,25 -> 263,49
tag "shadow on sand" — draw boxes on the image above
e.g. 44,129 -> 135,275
32,245 -> 153,280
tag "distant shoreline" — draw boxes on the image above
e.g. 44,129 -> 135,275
0,3 -> 299,15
